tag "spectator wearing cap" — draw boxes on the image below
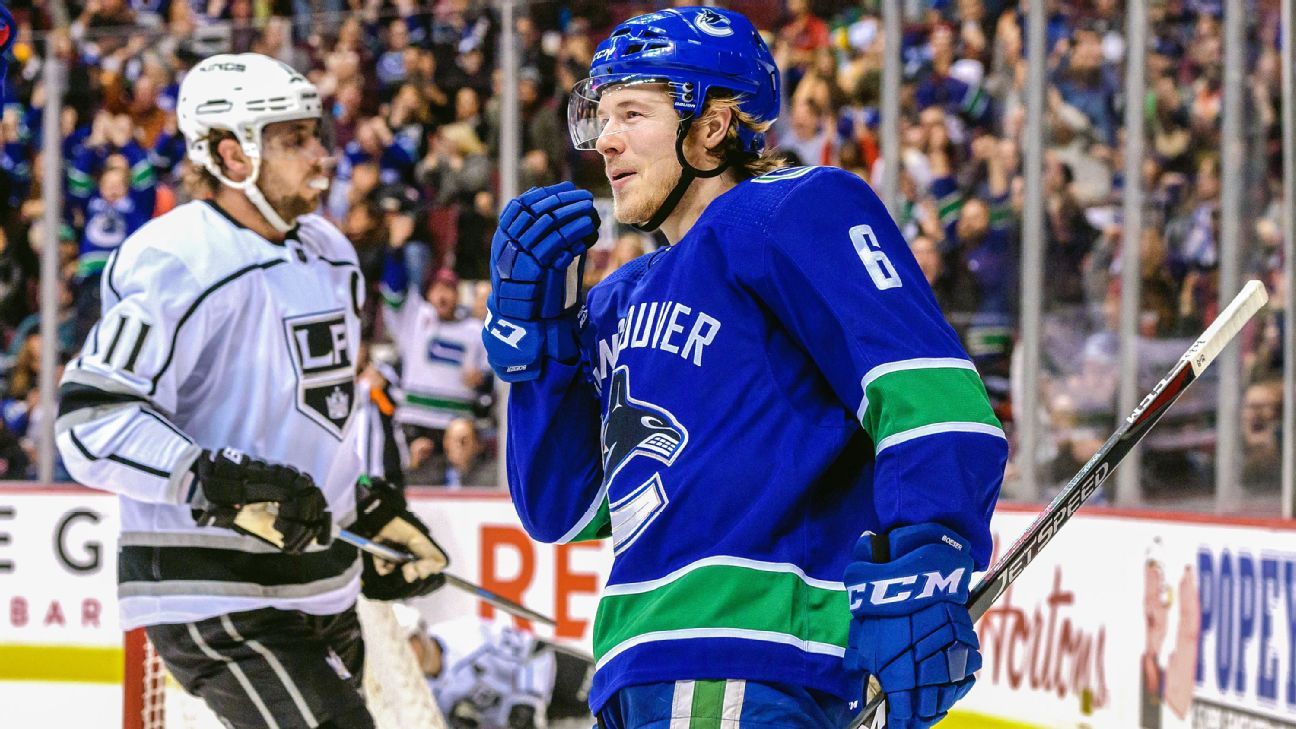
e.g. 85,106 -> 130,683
379,258 -> 489,457
377,181 -> 435,312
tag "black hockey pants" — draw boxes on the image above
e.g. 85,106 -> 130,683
145,605 -> 375,729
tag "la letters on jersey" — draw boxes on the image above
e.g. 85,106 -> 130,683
594,300 -> 721,387
283,309 -> 355,438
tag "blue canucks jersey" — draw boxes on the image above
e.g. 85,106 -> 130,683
506,166 -> 1007,711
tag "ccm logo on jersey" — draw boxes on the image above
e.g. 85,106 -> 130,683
847,568 -> 966,609
484,310 -> 526,348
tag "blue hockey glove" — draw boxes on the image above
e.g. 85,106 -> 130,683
491,182 -> 597,321
483,308 -> 584,382
484,182 -> 596,382
843,524 -> 980,729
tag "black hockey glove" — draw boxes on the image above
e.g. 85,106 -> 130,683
189,448 -> 332,555
351,477 -> 449,600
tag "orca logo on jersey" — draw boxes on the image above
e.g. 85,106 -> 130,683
600,367 -> 688,555
283,310 -> 355,439
600,367 -> 688,484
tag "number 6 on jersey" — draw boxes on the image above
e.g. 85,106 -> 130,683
849,224 -> 902,291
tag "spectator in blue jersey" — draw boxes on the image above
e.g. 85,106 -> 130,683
0,111 -> 31,210
66,112 -> 156,222
73,162 -> 153,343
339,117 -> 417,191
914,23 -> 995,133
483,8 -> 1006,729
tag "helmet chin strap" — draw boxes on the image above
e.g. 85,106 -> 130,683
632,118 -> 730,234
207,156 -> 295,234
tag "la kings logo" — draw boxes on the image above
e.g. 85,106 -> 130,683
601,367 -> 688,555
283,310 -> 354,439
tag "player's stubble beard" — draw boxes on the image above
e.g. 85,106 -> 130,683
612,161 -> 682,226
257,169 -> 320,222
252,148 -> 324,224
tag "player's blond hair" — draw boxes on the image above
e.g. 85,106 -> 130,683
696,94 -> 788,180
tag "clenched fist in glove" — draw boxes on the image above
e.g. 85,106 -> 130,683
350,478 -> 449,600
482,182 -> 598,382
189,448 -> 332,555
844,524 -> 981,729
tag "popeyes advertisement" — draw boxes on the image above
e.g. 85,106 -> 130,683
960,506 -> 1296,729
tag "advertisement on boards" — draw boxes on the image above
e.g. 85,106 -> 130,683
1,487 -> 1294,729
959,508 -> 1296,729
0,488 -> 120,649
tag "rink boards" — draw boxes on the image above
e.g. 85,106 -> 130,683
1,484 -> 1294,729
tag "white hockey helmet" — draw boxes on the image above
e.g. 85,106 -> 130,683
177,53 -> 323,232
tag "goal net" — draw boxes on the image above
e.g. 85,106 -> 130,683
122,599 -> 448,729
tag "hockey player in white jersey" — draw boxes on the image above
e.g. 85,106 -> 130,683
379,260 -> 490,447
55,53 -> 450,729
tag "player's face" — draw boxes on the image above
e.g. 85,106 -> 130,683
594,86 -> 682,225
258,119 -> 331,222
429,281 -> 458,320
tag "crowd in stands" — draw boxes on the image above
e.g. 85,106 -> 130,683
0,0 -> 1284,503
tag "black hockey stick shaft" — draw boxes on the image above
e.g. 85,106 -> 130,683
334,527 -> 558,627
850,280 -> 1268,729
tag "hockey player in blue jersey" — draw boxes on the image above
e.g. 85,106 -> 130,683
482,8 -> 1008,728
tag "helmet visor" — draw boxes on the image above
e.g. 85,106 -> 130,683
567,75 -> 678,151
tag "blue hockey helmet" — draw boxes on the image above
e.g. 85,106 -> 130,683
568,7 -> 780,156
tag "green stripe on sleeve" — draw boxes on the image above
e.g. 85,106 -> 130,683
861,366 -> 1001,444
593,563 -> 848,661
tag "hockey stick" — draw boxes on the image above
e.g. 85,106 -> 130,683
335,527 -> 559,627
849,280 -> 1269,729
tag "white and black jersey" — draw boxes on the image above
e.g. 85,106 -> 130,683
56,201 -> 367,630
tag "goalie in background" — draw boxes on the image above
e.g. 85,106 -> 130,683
55,53 -> 448,729
395,605 -> 596,729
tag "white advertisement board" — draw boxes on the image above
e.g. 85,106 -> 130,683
963,506 -> 1296,729
0,487 -> 121,649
